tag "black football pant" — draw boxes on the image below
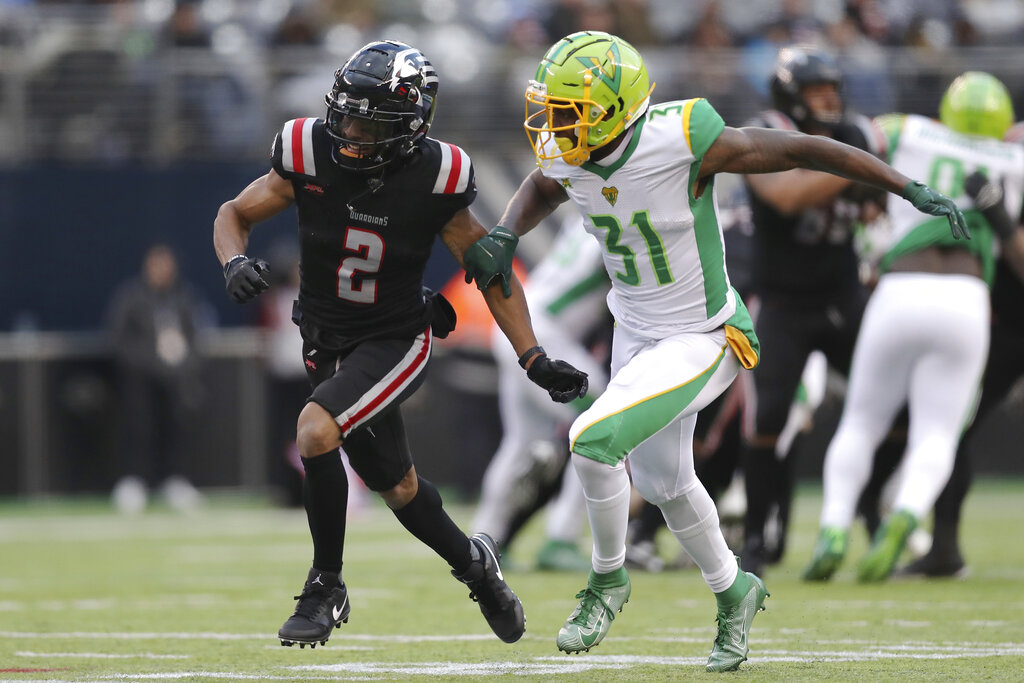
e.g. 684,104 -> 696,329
741,290 -> 865,570
928,321 -> 1024,560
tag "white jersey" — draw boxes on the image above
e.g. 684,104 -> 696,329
539,98 -> 736,337
880,113 -> 1024,284
525,215 -> 609,338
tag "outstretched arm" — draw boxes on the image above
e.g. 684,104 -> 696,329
702,127 -> 906,193
700,126 -> 968,238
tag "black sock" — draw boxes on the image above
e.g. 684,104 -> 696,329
302,450 -> 348,575
391,476 -> 472,573
930,443 -> 971,558
632,500 -> 666,543
742,443 -> 779,552
504,464 -> 564,549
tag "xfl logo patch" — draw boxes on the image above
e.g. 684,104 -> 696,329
602,186 -> 618,206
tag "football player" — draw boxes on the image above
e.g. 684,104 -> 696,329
805,72 -> 1024,583
901,119 -> 1024,578
212,40 -> 588,648
462,31 -> 965,672
737,47 -> 894,577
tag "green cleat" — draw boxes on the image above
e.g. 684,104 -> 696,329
536,539 -> 592,572
857,510 -> 917,583
556,569 -> 630,654
706,571 -> 769,673
802,527 -> 849,582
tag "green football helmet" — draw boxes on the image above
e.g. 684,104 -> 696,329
525,31 -> 654,167
939,71 -> 1014,140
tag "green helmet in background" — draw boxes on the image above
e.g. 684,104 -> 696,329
525,31 -> 654,166
939,71 -> 1015,140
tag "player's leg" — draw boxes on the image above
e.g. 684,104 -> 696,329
805,283 -> 912,581
279,334 -> 432,646
537,461 -> 592,571
471,348 -> 559,550
740,298 -> 808,576
558,326 -> 766,662
859,275 -> 989,582
626,366 -> 767,673
903,325 -> 1021,577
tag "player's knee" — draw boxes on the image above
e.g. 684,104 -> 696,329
379,468 -> 420,509
296,402 -> 342,458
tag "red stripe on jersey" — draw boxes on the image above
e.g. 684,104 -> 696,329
443,143 -> 463,194
291,117 -> 307,174
338,331 -> 431,435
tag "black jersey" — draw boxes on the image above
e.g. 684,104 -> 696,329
743,110 -> 887,300
271,117 -> 476,349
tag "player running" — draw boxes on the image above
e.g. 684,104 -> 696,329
462,31 -> 967,672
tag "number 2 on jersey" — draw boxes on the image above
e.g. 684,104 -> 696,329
590,210 -> 674,286
336,227 -> 384,303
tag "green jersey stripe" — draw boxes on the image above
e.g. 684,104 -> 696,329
546,269 -> 610,315
880,212 -> 997,286
689,169 -> 729,317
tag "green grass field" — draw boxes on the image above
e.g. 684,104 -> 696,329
1,479 -> 1022,682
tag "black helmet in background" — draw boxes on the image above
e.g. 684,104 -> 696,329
769,46 -> 844,131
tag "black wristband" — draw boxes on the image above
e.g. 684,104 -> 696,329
223,254 -> 247,278
518,345 -> 545,369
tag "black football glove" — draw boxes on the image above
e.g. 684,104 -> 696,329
902,180 -> 970,240
463,226 -> 519,298
965,170 -> 1002,209
965,170 -> 1015,239
224,255 -> 270,303
526,353 -> 589,403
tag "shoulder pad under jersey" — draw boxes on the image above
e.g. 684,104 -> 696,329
423,137 -> 475,196
271,118 -> 329,179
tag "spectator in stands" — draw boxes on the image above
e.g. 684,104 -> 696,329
107,243 -> 209,514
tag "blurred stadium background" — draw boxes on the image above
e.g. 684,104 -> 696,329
1,0 -> 1023,501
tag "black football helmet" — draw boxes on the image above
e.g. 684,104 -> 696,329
769,46 -> 844,131
325,40 -> 439,172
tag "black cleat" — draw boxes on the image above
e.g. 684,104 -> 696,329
278,567 -> 350,647
452,533 -> 526,643
896,551 -> 969,579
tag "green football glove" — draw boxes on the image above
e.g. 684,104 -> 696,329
902,180 -> 970,240
463,225 -> 519,298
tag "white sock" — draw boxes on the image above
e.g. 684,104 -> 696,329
660,482 -> 737,593
572,453 -> 630,574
